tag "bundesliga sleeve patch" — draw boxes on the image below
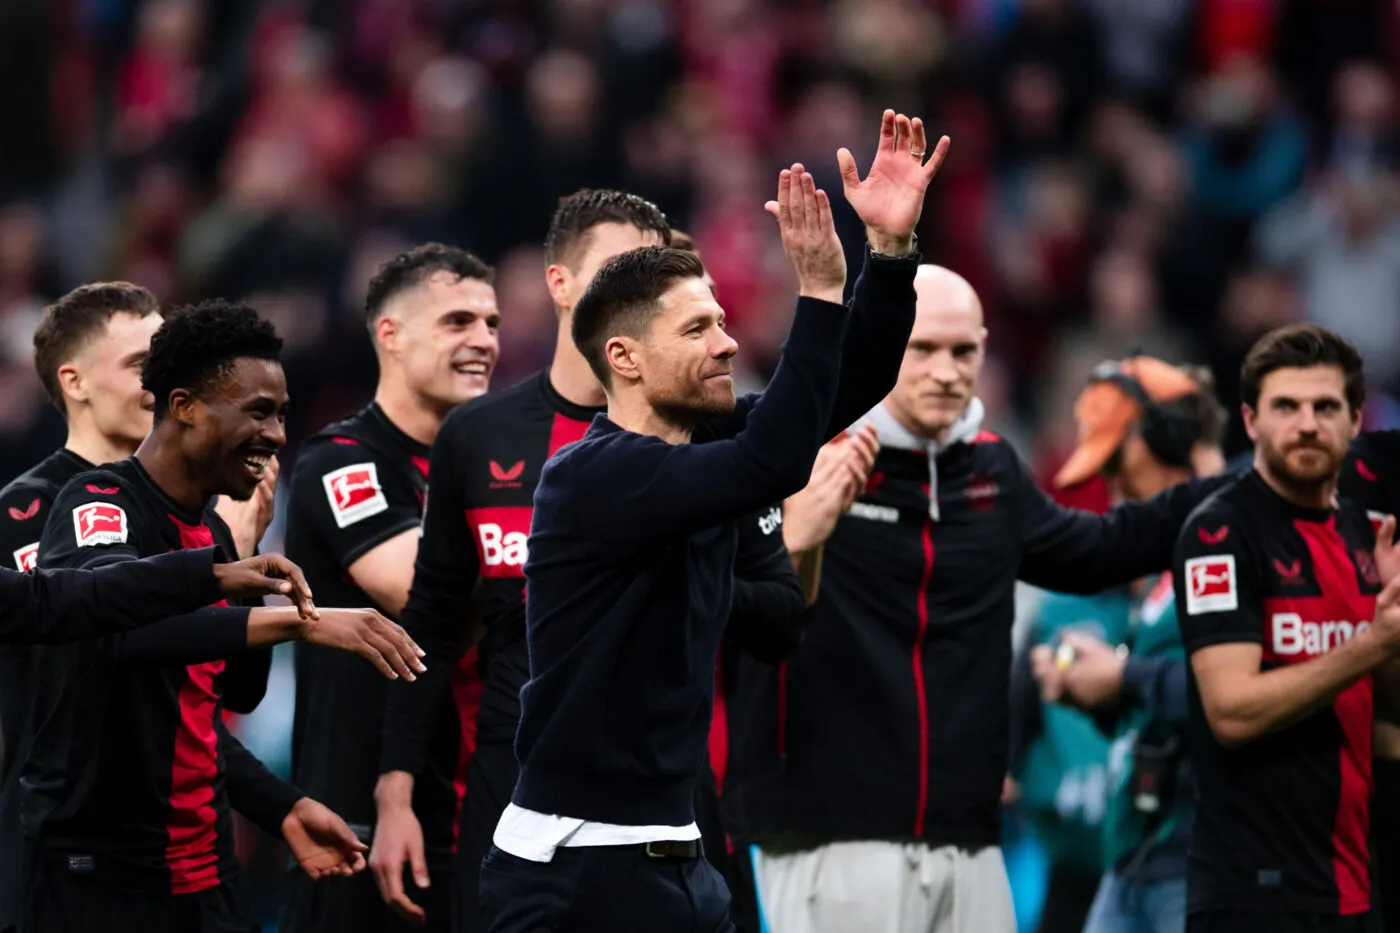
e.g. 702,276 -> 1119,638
13,542 -> 37,571
323,462 -> 389,529
1185,554 -> 1237,615
73,502 -> 129,547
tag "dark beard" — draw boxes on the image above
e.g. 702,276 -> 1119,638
1259,439 -> 1342,497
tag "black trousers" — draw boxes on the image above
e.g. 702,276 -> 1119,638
279,857 -> 453,933
479,844 -> 734,933
455,741 -> 518,933
1373,758 -> 1400,933
19,854 -> 256,933
1188,910 -> 1372,933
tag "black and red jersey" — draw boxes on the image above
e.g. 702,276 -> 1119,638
24,458 -> 300,895
0,448 -> 89,929
1342,430 -> 1400,530
380,372 -> 600,779
1176,470 -> 1382,916
284,402 -> 476,855
724,435 -> 1217,849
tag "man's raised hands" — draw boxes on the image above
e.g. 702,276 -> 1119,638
838,110 -> 950,257
765,164 -> 847,305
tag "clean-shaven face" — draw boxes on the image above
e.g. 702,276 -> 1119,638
385,271 -> 500,407
71,311 -> 164,446
885,267 -> 987,439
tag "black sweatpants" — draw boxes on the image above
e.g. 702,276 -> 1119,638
1189,910 -> 1372,933
454,741 -> 518,933
279,856 -> 452,933
479,844 -> 734,933
20,853 -> 256,933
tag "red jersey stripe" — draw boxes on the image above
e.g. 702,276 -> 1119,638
547,412 -> 591,458
166,516 -> 227,894
1295,518 -> 1374,914
448,646 -> 483,850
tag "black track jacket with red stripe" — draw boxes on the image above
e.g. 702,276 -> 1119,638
724,432 -> 1218,848
23,458 -> 302,894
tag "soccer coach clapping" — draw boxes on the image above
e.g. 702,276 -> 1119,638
477,112 -> 948,933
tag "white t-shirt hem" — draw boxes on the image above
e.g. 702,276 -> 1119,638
492,802 -> 702,863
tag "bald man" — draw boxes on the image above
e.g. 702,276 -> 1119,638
721,265 -> 1222,933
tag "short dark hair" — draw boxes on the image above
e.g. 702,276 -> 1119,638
1175,365 -> 1229,449
543,189 -> 671,269
571,246 -> 706,388
365,243 -> 493,326
143,299 -> 283,421
34,282 -> 160,414
1239,323 -> 1366,413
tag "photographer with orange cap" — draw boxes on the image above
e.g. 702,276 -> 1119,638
1031,357 -> 1228,933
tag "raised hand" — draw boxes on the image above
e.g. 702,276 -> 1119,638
765,164 -> 847,305
215,455 -> 280,559
283,797 -> 368,880
837,110 -> 950,256
782,425 -> 880,554
1375,515 -> 1400,586
302,608 -> 426,681
213,553 -> 318,619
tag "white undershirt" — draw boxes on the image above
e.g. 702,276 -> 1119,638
493,803 -> 702,862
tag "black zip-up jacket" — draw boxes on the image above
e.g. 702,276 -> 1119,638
724,433 -> 1220,848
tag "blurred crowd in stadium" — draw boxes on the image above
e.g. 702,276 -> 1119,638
2,0 -> 1399,483
2,0 -> 1400,928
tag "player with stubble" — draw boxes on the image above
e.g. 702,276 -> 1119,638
281,244 -> 500,933
20,301 -> 426,933
479,112 -> 947,933
1175,324 -> 1400,933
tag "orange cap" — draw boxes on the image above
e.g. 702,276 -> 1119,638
1053,357 -> 1200,489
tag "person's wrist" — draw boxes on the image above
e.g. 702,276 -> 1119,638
867,230 -> 916,258
798,282 -> 845,305
375,771 -> 415,811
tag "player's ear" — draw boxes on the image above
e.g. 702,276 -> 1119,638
168,388 -> 199,427
375,314 -> 400,356
1350,404 -> 1364,439
606,335 -> 641,384
545,264 -> 572,316
56,362 -> 86,405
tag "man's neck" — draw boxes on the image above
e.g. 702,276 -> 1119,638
607,394 -> 692,445
64,421 -> 138,469
373,377 -> 446,447
549,317 -> 607,409
134,430 -> 214,513
1254,453 -> 1338,510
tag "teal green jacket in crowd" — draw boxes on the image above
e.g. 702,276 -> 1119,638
1098,572 -> 1193,881
1014,590 -> 1133,875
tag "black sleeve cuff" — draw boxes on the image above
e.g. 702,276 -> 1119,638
183,546 -> 226,606
785,295 -> 852,353
1120,657 -> 1157,708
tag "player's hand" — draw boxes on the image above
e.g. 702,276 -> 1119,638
1374,572 -> 1400,651
1059,631 -> 1126,709
214,456 -> 279,559
782,426 -> 880,554
282,797 -> 368,880
369,795 -> 430,924
213,553 -> 318,620
837,110 -> 949,256
764,164 -> 846,304
302,608 -> 426,681
1029,644 -> 1065,703
1375,515 -> 1400,587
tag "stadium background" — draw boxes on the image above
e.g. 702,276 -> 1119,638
1,0 -> 1399,928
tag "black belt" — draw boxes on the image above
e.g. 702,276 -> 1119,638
642,839 -> 704,860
